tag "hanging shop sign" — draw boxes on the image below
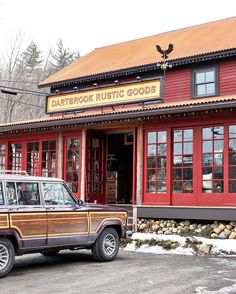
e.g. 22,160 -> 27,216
46,79 -> 161,113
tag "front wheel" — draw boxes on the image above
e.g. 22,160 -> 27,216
91,227 -> 120,262
0,238 -> 15,278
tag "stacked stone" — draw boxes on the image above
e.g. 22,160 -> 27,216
137,219 -> 236,239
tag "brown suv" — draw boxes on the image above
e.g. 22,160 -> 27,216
0,173 -> 129,278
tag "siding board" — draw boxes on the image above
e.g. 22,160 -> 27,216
164,68 -> 191,102
219,60 -> 236,95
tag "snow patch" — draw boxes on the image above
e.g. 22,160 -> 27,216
195,283 -> 236,293
123,233 -> 236,256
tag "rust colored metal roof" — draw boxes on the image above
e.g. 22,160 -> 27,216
39,17 -> 236,87
1,94 -> 236,134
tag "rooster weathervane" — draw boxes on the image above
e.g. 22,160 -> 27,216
156,43 -> 174,72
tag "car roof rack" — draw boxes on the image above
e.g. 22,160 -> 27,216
0,170 -> 29,175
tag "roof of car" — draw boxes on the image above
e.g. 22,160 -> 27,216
0,174 -> 63,182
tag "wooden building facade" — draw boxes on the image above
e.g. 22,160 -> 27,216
1,17 -> 236,221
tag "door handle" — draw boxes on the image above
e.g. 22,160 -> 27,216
9,207 -> 20,211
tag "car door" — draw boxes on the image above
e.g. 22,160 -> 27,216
42,181 -> 89,246
6,180 -> 47,248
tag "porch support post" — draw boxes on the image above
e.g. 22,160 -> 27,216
134,124 -> 143,231
57,132 -> 63,179
80,128 -> 87,202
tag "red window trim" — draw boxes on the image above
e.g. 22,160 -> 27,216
143,120 -> 236,207
62,132 -> 82,199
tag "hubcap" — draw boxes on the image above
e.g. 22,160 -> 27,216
0,244 -> 9,271
103,234 -> 116,256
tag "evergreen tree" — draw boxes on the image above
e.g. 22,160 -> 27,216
50,38 -> 80,72
20,42 -> 43,70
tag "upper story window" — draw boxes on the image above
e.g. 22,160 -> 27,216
193,67 -> 217,98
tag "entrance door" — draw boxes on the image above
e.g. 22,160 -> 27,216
87,133 -> 106,204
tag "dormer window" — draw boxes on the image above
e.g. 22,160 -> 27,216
192,67 -> 218,98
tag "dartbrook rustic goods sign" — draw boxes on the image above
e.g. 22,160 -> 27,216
46,79 -> 161,113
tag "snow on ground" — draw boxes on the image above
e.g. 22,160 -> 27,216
195,283 -> 236,294
123,233 -> 236,256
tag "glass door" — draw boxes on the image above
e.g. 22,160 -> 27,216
87,133 -> 106,204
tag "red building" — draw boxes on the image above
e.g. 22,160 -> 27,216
1,17 -> 236,222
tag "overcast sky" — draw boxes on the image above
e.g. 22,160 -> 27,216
0,0 -> 236,56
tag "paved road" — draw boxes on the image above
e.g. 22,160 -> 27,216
1,250 -> 236,294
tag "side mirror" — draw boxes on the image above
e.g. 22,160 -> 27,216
77,199 -> 84,206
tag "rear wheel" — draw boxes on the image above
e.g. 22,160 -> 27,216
41,250 -> 60,257
91,227 -> 120,262
0,238 -> 15,278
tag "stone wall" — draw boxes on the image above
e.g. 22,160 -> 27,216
137,218 -> 236,239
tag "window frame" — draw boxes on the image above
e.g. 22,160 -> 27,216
191,65 -> 219,99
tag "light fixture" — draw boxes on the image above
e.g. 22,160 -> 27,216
93,83 -> 98,87
74,86 -> 78,91
55,89 -> 60,94
136,76 -> 141,81
114,80 -> 119,85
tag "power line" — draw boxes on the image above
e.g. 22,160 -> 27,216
0,96 -> 45,108
0,80 -> 38,85
0,85 -> 48,96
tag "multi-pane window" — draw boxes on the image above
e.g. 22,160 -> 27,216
229,125 -> 236,193
146,131 -> 167,193
172,129 -> 193,193
88,138 -> 103,193
65,138 -> 80,193
9,143 -> 22,171
42,140 -> 56,177
0,183 -> 4,205
193,68 -> 216,98
27,142 -> 40,176
202,126 -> 224,193
0,144 -> 6,171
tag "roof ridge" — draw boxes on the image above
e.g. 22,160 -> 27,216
95,16 -> 236,50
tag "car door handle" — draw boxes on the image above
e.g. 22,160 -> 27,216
46,207 -> 56,210
9,207 -> 20,211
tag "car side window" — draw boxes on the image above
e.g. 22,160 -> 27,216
43,182 -> 76,205
7,182 -> 40,205
0,182 -> 4,205
6,182 -> 17,205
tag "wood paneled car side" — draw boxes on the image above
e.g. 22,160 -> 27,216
0,174 -> 129,278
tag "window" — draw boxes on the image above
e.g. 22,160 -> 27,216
65,138 -> 80,193
42,140 -> 56,177
0,183 -> 4,205
7,182 -> 40,205
43,182 -> 76,205
146,131 -> 167,193
27,142 -> 40,176
229,125 -> 236,193
172,129 -> 193,193
202,126 -> 224,193
0,144 -> 6,171
193,68 -> 217,98
9,143 -> 22,171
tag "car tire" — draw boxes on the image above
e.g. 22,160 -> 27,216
41,250 -> 60,257
91,227 -> 120,262
0,238 -> 15,278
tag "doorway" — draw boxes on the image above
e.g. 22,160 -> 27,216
106,132 -> 133,204
87,131 -> 134,204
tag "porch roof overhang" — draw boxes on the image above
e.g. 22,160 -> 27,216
0,94 -> 236,135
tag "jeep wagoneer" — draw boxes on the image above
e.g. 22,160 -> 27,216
0,172 -> 129,278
